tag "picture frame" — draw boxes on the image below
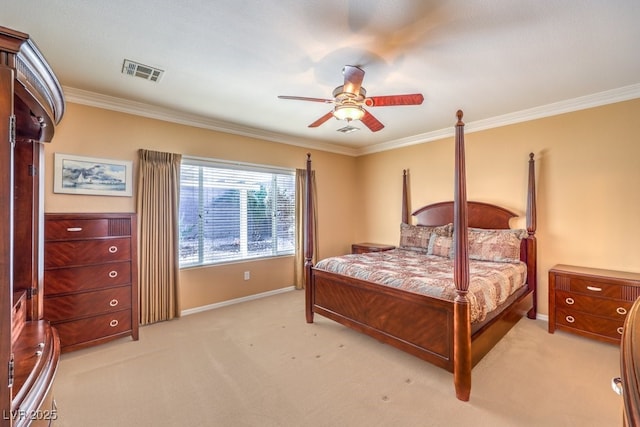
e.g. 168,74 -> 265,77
54,153 -> 133,197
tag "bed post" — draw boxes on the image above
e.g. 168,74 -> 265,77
402,169 -> 409,224
526,153 -> 537,319
453,110 -> 472,401
304,153 -> 314,323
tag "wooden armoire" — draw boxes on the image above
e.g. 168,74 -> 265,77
0,26 -> 65,426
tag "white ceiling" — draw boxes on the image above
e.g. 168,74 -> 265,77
3,1 -> 640,156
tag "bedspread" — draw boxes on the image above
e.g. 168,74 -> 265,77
314,249 -> 527,323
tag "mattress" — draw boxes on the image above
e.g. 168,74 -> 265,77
314,248 -> 527,323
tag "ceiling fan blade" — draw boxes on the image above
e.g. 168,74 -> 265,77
365,94 -> 424,107
278,95 -> 333,103
308,111 -> 335,128
360,110 -> 384,132
342,65 -> 365,95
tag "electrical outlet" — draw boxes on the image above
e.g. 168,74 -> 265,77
244,271 -> 250,281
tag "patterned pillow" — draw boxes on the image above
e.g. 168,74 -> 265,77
427,234 -> 454,258
434,223 -> 454,237
468,228 -> 528,263
399,223 -> 453,253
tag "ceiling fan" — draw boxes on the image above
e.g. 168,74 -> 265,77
278,65 -> 424,132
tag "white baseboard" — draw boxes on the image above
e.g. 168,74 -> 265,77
180,285 -> 296,316
536,313 -> 549,322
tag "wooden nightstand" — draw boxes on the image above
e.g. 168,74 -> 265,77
549,264 -> 640,344
351,243 -> 396,254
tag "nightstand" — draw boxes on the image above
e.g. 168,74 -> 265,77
549,264 -> 640,344
351,243 -> 396,254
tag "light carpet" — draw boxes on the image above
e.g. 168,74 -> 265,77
53,290 -> 622,426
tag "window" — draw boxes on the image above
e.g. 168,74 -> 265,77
179,158 -> 296,267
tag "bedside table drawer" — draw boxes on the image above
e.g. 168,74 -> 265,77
555,290 -> 632,319
351,243 -> 395,254
564,277 -> 625,299
556,307 -> 624,341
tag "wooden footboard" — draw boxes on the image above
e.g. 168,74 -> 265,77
313,269 -> 455,371
311,268 -> 534,373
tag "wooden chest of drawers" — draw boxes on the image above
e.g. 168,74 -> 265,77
549,264 -> 640,344
44,213 -> 139,352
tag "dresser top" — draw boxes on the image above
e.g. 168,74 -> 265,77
551,264 -> 640,283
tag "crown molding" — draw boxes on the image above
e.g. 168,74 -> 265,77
359,83 -> 640,155
63,83 -> 640,157
62,86 -> 359,157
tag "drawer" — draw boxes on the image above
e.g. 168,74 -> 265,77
44,261 -> 131,295
44,286 -> 131,322
45,238 -> 131,268
565,277 -> 624,299
46,218 -> 111,240
556,307 -> 624,341
52,309 -> 132,348
351,243 -> 396,254
555,290 -> 632,319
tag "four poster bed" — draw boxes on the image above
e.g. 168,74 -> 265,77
303,110 -> 537,401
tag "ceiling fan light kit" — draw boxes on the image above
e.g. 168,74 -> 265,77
333,104 -> 365,121
278,65 -> 424,133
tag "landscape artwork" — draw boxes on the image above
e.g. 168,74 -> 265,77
54,153 -> 133,196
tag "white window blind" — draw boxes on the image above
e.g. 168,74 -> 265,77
179,158 -> 295,267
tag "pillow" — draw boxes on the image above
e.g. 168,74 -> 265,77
467,228 -> 528,263
427,234 -> 453,258
399,223 -> 453,253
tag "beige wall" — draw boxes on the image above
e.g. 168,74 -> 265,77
44,103 -> 359,311
45,99 -> 640,315
356,98 -> 640,316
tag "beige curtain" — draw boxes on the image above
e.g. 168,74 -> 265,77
294,168 -> 318,289
137,149 -> 182,324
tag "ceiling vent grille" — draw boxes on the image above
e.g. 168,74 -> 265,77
336,125 -> 360,134
122,59 -> 164,82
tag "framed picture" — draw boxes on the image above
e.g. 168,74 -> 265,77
54,153 -> 133,197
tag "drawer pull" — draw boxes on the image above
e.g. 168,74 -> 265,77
618,326 -> 624,335
66,227 -> 83,232
110,319 -> 119,327
565,297 -> 575,305
617,307 -> 627,315
586,286 -> 602,292
109,299 -> 119,307
565,315 -> 575,323
108,246 -> 118,254
612,377 -> 623,395
35,350 -> 43,357
108,270 -> 118,278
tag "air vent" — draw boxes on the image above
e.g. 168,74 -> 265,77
336,125 -> 360,134
122,59 -> 164,82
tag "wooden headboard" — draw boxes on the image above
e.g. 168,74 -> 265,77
412,201 -> 516,229
402,152 -> 537,273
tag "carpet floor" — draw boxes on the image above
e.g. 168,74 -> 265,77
53,290 -> 622,426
